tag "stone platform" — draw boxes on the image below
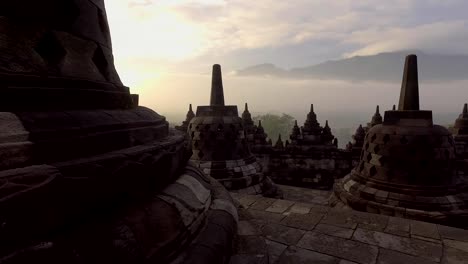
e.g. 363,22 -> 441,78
230,186 -> 468,264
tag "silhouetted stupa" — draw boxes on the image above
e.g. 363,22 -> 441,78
334,55 -> 468,227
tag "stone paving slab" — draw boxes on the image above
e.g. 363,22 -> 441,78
377,248 -> 437,264
250,197 -> 278,210
438,225 -> 468,242
261,223 -> 306,245
352,228 -> 443,262
315,223 -> 355,239
266,199 -> 295,213
385,217 -> 410,237
297,231 -> 379,264
442,246 -> 468,264
280,213 -> 323,231
287,202 -> 312,214
231,190 -> 468,264
276,246 -> 339,264
410,220 -> 440,240
265,239 -> 287,264
238,220 -> 262,236
443,239 -> 468,253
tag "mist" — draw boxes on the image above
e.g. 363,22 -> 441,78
132,74 -> 465,146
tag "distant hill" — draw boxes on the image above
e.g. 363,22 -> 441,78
235,51 -> 468,82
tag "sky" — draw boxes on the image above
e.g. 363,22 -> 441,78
104,0 -> 468,127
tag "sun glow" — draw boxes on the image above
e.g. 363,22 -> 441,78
107,1 -> 205,62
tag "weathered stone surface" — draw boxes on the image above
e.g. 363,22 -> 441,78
438,225 -> 468,242
236,236 -> 267,255
442,245 -> 468,264
261,223 -> 306,245
297,231 -> 378,264
229,254 -> 268,264
265,239 -> 287,264
385,217 -> 410,237
280,213 -> 323,230
277,246 -> 339,264
352,228 -> 443,262
250,197 -> 277,210
266,199 -> 295,213
247,209 -> 286,223
443,239 -> 468,253
339,260 -> 358,264
287,203 -> 312,214
410,220 -> 440,240
315,224 -> 354,239
377,248 -> 437,264
238,194 -> 262,208
238,221 -> 261,236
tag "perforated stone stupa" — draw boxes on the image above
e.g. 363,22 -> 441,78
452,103 -> 468,158
188,65 -> 275,193
334,55 -> 468,227
0,2 -> 237,263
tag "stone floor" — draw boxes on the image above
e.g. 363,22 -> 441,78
230,185 -> 468,264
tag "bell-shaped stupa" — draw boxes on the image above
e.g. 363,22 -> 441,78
334,55 -> 468,227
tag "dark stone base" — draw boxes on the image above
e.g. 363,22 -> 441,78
333,174 -> 468,229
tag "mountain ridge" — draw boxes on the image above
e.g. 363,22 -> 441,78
235,50 -> 468,82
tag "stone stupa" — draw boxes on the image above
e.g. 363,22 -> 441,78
188,65 -> 277,195
334,55 -> 468,227
0,2 -> 237,263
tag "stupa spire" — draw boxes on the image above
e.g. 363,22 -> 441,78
393,105 -> 396,110
210,64 -> 225,106
398,55 -> 419,111
464,103 -> 467,115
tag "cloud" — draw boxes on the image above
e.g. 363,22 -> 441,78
344,20 -> 468,57
105,0 -> 468,79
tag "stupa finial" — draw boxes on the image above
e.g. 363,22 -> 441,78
398,55 -> 419,111
210,64 -> 225,106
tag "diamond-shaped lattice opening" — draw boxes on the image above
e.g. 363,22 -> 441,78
193,141 -> 199,148
366,152 -> 372,162
195,125 -> 200,131
365,142 -> 370,151
198,150 -> 204,159
378,156 -> 387,166
400,136 -> 409,144
370,133 -> 377,143
210,132 -> 216,139
92,46 -> 109,80
199,132 -> 205,139
369,166 -> 377,176
190,131 -> 195,138
383,134 -> 390,144
359,162 -> 365,172
189,124 -> 192,129
448,136 -> 454,144
374,145 -> 380,154
35,32 -> 66,67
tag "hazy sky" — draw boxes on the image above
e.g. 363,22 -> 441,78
104,0 -> 468,125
